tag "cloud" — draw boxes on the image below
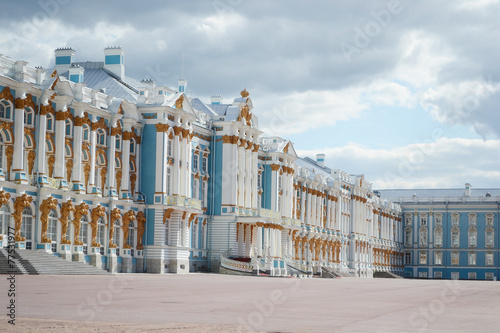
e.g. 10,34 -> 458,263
297,137 -> 500,189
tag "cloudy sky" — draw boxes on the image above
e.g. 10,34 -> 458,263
1,0 -> 499,189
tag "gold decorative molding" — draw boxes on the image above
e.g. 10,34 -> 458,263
55,110 -> 73,121
163,208 -> 174,223
6,145 -> 13,177
91,117 -> 108,132
13,194 -> 33,241
100,167 -> 107,191
72,202 -> 89,245
108,207 -> 121,248
155,123 -> 170,133
122,131 -> 133,140
122,210 -> 136,249
116,170 -> 122,193
90,205 -> 106,247
40,196 -> 58,243
65,159 -> 73,181
27,150 -> 36,175
111,126 -> 121,136
240,88 -> 249,98
136,211 -> 146,250
59,200 -> 75,244
173,126 -> 182,136
0,87 -> 14,104
84,163 -> 90,186
48,155 -> 55,178
270,164 -> 280,171
175,94 -> 184,110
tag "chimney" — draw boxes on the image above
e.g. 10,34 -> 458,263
35,66 -> 46,85
68,64 -> 84,83
178,78 -> 187,93
465,183 -> 471,197
104,46 -> 125,80
211,94 -> 223,104
54,47 -> 75,74
316,153 -> 325,167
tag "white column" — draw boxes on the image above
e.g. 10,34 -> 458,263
179,132 -> 186,196
12,106 -> 25,176
172,129 -> 181,195
37,112 -> 47,175
89,128 -> 97,188
154,125 -> 166,195
237,143 -> 244,207
185,132 -> 192,197
244,145 -> 251,208
251,144 -> 258,209
72,122 -> 83,188
107,134 -> 116,195
54,112 -> 65,179
121,132 -> 131,198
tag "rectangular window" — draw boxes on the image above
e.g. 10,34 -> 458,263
164,221 -> 169,245
418,272 -> 428,278
486,253 -> 494,266
419,252 -> 427,265
200,224 -> 205,249
452,214 -> 460,226
435,215 -> 442,226
434,252 -> 442,265
192,225 -> 197,249
486,215 -> 494,227
468,252 -> 476,266
202,156 -> 208,172
257,173 -> 262,188
468,272 -> 476,280
167,140 -> 172,157
451,252 -> 459,265
201,181 -> 207,207
485,272 -> 494,280
434,271 -> 443,279
193,154 -> 199,170
166,168 -> 171,196
405,252 -> 412,265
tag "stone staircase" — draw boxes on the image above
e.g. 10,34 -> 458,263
0,248 -> 109,275
321,266 -> 355,278
374,271 -> 404,279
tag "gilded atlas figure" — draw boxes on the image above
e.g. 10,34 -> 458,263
108,207 -> 121,248
136,211 -> 146,250
121,209 -> 136,249
59,199 -> 75,244
90,205 -> 106,247
72,202 -> 89,245
40,196 -> 58,243
13,194 -> 33,241
0,190 -> 11,240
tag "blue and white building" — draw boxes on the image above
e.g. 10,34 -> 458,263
379,185 -> 500,280
0,46 -> 407,276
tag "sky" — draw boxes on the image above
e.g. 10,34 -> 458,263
1,0 -> 499,189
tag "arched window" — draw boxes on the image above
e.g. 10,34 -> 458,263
115,134 -> 121,150
21,207 -> 33,248
46,113 -> 54,132
130,138 -> 135,154
468,227 -> 477,248
82,124 -> 90,142
468,213 -> 477,227
0,204 -> 11,235
97,129 -> 106,146
47,209 -> 58,245
127,221 -> 135,248
405,214 -> 412,226
486,252 -> 494,266
451,213 -> 460,226
65,119 -> 72,136
451,227 -> 460,248
24,108 -> 34,126
0,101 -> 11,120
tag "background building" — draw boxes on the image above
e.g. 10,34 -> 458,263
379,185 -> 500,280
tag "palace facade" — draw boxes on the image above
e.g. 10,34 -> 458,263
0,46 -> 410,277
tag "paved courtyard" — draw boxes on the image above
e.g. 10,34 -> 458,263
1,273 -> 499,332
